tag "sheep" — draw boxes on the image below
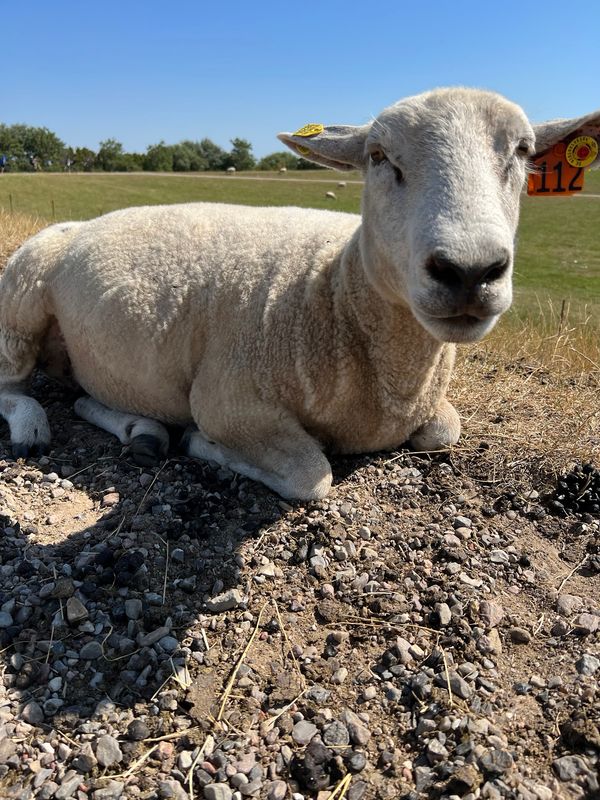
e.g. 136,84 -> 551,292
0,88 -> 598,500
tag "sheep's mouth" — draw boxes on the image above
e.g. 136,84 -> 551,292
439,313 -> 482,326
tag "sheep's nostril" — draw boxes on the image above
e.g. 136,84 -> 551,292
426,255 -> 464,289
481,258 -> 509,285
427,252 -> 510,290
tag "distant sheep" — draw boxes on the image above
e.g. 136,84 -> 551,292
325,191 -> 336,199
226,166 -> 236,174
1,88 -> 598,499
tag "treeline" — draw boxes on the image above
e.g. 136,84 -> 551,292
0,124 -> 318,172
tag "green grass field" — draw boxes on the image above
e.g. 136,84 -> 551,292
1,170 -> 598,326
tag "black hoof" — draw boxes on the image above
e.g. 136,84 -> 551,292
12,441 -> 50,459
129,434 -> 165,467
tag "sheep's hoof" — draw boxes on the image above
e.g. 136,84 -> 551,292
129,434 -> 166,467
12,440 -> 50,460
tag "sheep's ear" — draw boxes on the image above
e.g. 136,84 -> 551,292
277,124 -> 370,171
533,109 -> 600,168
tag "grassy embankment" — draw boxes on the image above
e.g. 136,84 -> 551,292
0,171 -> 598,482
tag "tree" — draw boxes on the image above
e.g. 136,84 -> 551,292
226,138 -> 255,171
143,141 -> 174,171
172,141 -> 207,172
258,151 -> 300,171
96,139 -> 125,171
73,147 -> 96,171
197,138 -> 227,171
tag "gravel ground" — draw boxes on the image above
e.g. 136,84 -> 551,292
0,374 -> 599,800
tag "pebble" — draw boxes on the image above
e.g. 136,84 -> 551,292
266,781 -> 287,800
434,602 -> 452,626
55,773 -> 81,799
125,598 -> 143,620
362,686 -> 377,701
206,589 -> 243,613
479,600 -> 505,628
572,613 -> 599,634
576,653 -> 600,676
480,748 -> 514,775
21,701 -> 44,725
341,708 -> 371,745
95,734 -> 123,767
292,720 -> 318,745
331,667 -> 348,684
553,754 -> 593,782
80,641 -> 103,659
556,594 -> 583,616
0,611 -> 13,628
323,720 -> 350,747
137,626 -> 171,647
66,596 -> 89,624
127,719 -> 150,740
509,627 -> 531,644
204,785 -> 233,800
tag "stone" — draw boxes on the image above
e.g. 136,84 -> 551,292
576,653 -> 600,675
158,635 -> 179,653
159,780 -> 189,800
95,734 -> 123,767
434,602 -> 452,626
448,672 -> 473,700
480,748 -> 514,775
323,721 -> 350,747
477,629 -> 502,656
55,772 -> 82,800
479,600 -> 504,628
91,781 -> 126,800
137,626 -> 170,647
0,739 -> 17,763
206,589 -> 243,613
21,701 -> 44,725
509,627 -> 531,644
66,596 -> 89,624
127,719 -> 150,740
573,613 -> 599,634
125,598 -> 143,620
556,594 -> 583,616
204,785 -> 233,800
341,708 -> 371,746
0,611 -> 13,628
292,719 -> 318,745
266,781 -> 287,800
102,492 -> 120,507
553,754 -> 593,782
80,641 -> 103,659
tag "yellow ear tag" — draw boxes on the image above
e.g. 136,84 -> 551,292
293,123 -> 324,138
565,135 -> 598,168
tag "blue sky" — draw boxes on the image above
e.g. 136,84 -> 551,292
3,0 -> 600,158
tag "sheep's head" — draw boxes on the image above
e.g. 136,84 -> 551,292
279,88 -> 600,344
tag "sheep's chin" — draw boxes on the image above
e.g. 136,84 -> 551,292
415,312 -> 500,343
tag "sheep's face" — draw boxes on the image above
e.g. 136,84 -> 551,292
361,90 -> 533,343
279,88 -> 600,344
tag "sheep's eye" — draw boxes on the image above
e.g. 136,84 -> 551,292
369,148 -> 387,165
516,141 -> 532,157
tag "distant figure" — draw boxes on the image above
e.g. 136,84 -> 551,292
64,157 -> 73,173
0,155 -> 6,174
29,155 -> 41,172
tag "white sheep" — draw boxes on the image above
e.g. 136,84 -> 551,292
0,88 -> 598,500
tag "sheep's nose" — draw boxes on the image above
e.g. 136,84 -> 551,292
426,251 -> 510,291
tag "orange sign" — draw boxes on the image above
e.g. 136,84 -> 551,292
528,140 -> 585,196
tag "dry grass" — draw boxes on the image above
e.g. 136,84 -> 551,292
451,304 -> 599,490
0,210 -> 47,270
1,210 -> 597,492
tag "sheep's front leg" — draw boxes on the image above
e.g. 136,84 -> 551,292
409,397 -> 461,451
186,392 -> 332,500
74,396 -> 169,466
0,330 -> 51,458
